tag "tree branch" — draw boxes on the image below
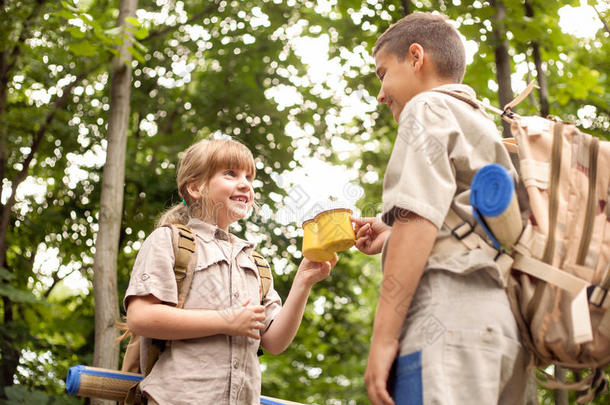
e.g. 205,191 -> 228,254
0,64 -> 100,267
3,0 -> 47,80
142,3 -> 218,42
592,4 -> 610,35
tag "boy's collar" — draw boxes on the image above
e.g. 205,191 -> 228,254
430,83 -> 476,98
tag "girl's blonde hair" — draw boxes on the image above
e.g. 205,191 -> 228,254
156,138 -> 256,227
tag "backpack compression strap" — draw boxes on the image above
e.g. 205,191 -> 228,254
252,250 -> 272,303
252,250 -> 273,357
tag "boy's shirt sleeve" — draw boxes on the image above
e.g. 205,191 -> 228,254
123,227 -> 178,310
382,98 -> 459,229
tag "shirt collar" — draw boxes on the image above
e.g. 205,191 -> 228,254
186,218 -> 254,249
431,83 -> 477,98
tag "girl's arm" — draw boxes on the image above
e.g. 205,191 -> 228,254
127,294 -> 265,340
261,257 -> 337,355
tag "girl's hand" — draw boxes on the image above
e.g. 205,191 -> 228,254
296,256 -> 338,287
221,299 -> 266,339
352,216 -> 391,255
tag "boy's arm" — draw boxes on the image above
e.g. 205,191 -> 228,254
365,211 -> 437,405
261,257 -> 337,355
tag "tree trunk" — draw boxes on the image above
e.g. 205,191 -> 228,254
531,44 -> 549,117
92,0 -> 138,404
554,366 -> 568,405
524,1 -> 549,117
400,0 -> 411,16
490,0 -> 513,138
525,370 -> 539,405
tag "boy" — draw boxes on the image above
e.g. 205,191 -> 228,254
353,12 -> 529,405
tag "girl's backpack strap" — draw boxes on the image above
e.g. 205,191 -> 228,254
167,224 -> 197,308
144,224 -> 198,376
252,251 -> 272,303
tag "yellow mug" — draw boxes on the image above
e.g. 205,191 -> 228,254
302,208 -> 355,261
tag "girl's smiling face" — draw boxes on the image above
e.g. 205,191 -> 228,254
203,167 -> 255,230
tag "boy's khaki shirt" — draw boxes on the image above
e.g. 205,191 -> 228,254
124,218 -> 282,405
382,83 -> 517,285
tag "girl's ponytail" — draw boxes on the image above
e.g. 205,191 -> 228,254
156,202 -> 190,227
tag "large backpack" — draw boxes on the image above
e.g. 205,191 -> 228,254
119,224 -> 273,404
435,83 -> 610,402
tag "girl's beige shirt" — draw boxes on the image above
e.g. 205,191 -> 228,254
124,218 -> 282,405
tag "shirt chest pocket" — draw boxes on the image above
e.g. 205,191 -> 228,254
183,255 -> 262,309
184,261 -> 231,310
235,255 -> 263,304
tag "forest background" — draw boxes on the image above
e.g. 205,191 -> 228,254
1,0 -> 609,404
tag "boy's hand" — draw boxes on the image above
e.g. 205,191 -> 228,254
221,299 -> 266,339
296,256 -> 338,287
352,216 -> 391,255
365,336 -> 399,405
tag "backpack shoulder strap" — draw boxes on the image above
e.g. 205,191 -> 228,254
251,250 -> 272,303
167,223 -> 197,308
144,224 -> 197,377
431,89 -> 480,110
430,85 -> 533,123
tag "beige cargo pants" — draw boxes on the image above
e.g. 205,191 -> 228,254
392,268 -> 529,405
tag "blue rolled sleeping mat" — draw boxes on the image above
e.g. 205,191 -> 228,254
470,164 -> 522,250
66,365 -> 142,401
67,365 -> 307,404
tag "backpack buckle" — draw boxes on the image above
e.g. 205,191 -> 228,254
451,221 -> 474,240
587,285 -> 608,308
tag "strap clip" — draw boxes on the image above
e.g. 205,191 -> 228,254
587,285 -> 608,308
451,221 -> 474,241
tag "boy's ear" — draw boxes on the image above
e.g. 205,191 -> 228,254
408,43 -> 425,71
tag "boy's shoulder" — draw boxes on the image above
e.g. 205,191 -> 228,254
410,83 -> 476,108
400,84 -> 496,132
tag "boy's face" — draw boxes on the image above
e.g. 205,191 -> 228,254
375,47 -> 420,123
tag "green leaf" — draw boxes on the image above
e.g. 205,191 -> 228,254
132,40 -> 148,54
0,284 -> 39,304
61,1 -> 80,13
55,10 -> 77,20
125,17 -> 142,28
76,0 -> 95,12
0,267 -> 15,281
4,385 -> 52,404
66,27 -> 86,39
104,26 -> 122,36
127,26 -> 149,40
127,46 -> 144,63
67,41 -> 97,57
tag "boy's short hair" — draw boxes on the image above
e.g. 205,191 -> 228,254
373,12 -> 466,83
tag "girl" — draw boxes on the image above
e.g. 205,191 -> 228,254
124,138 -> 337,404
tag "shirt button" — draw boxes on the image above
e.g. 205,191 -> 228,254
233,360 -> 239,369
233,292 -> 239,299
140,273 -> 149,281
